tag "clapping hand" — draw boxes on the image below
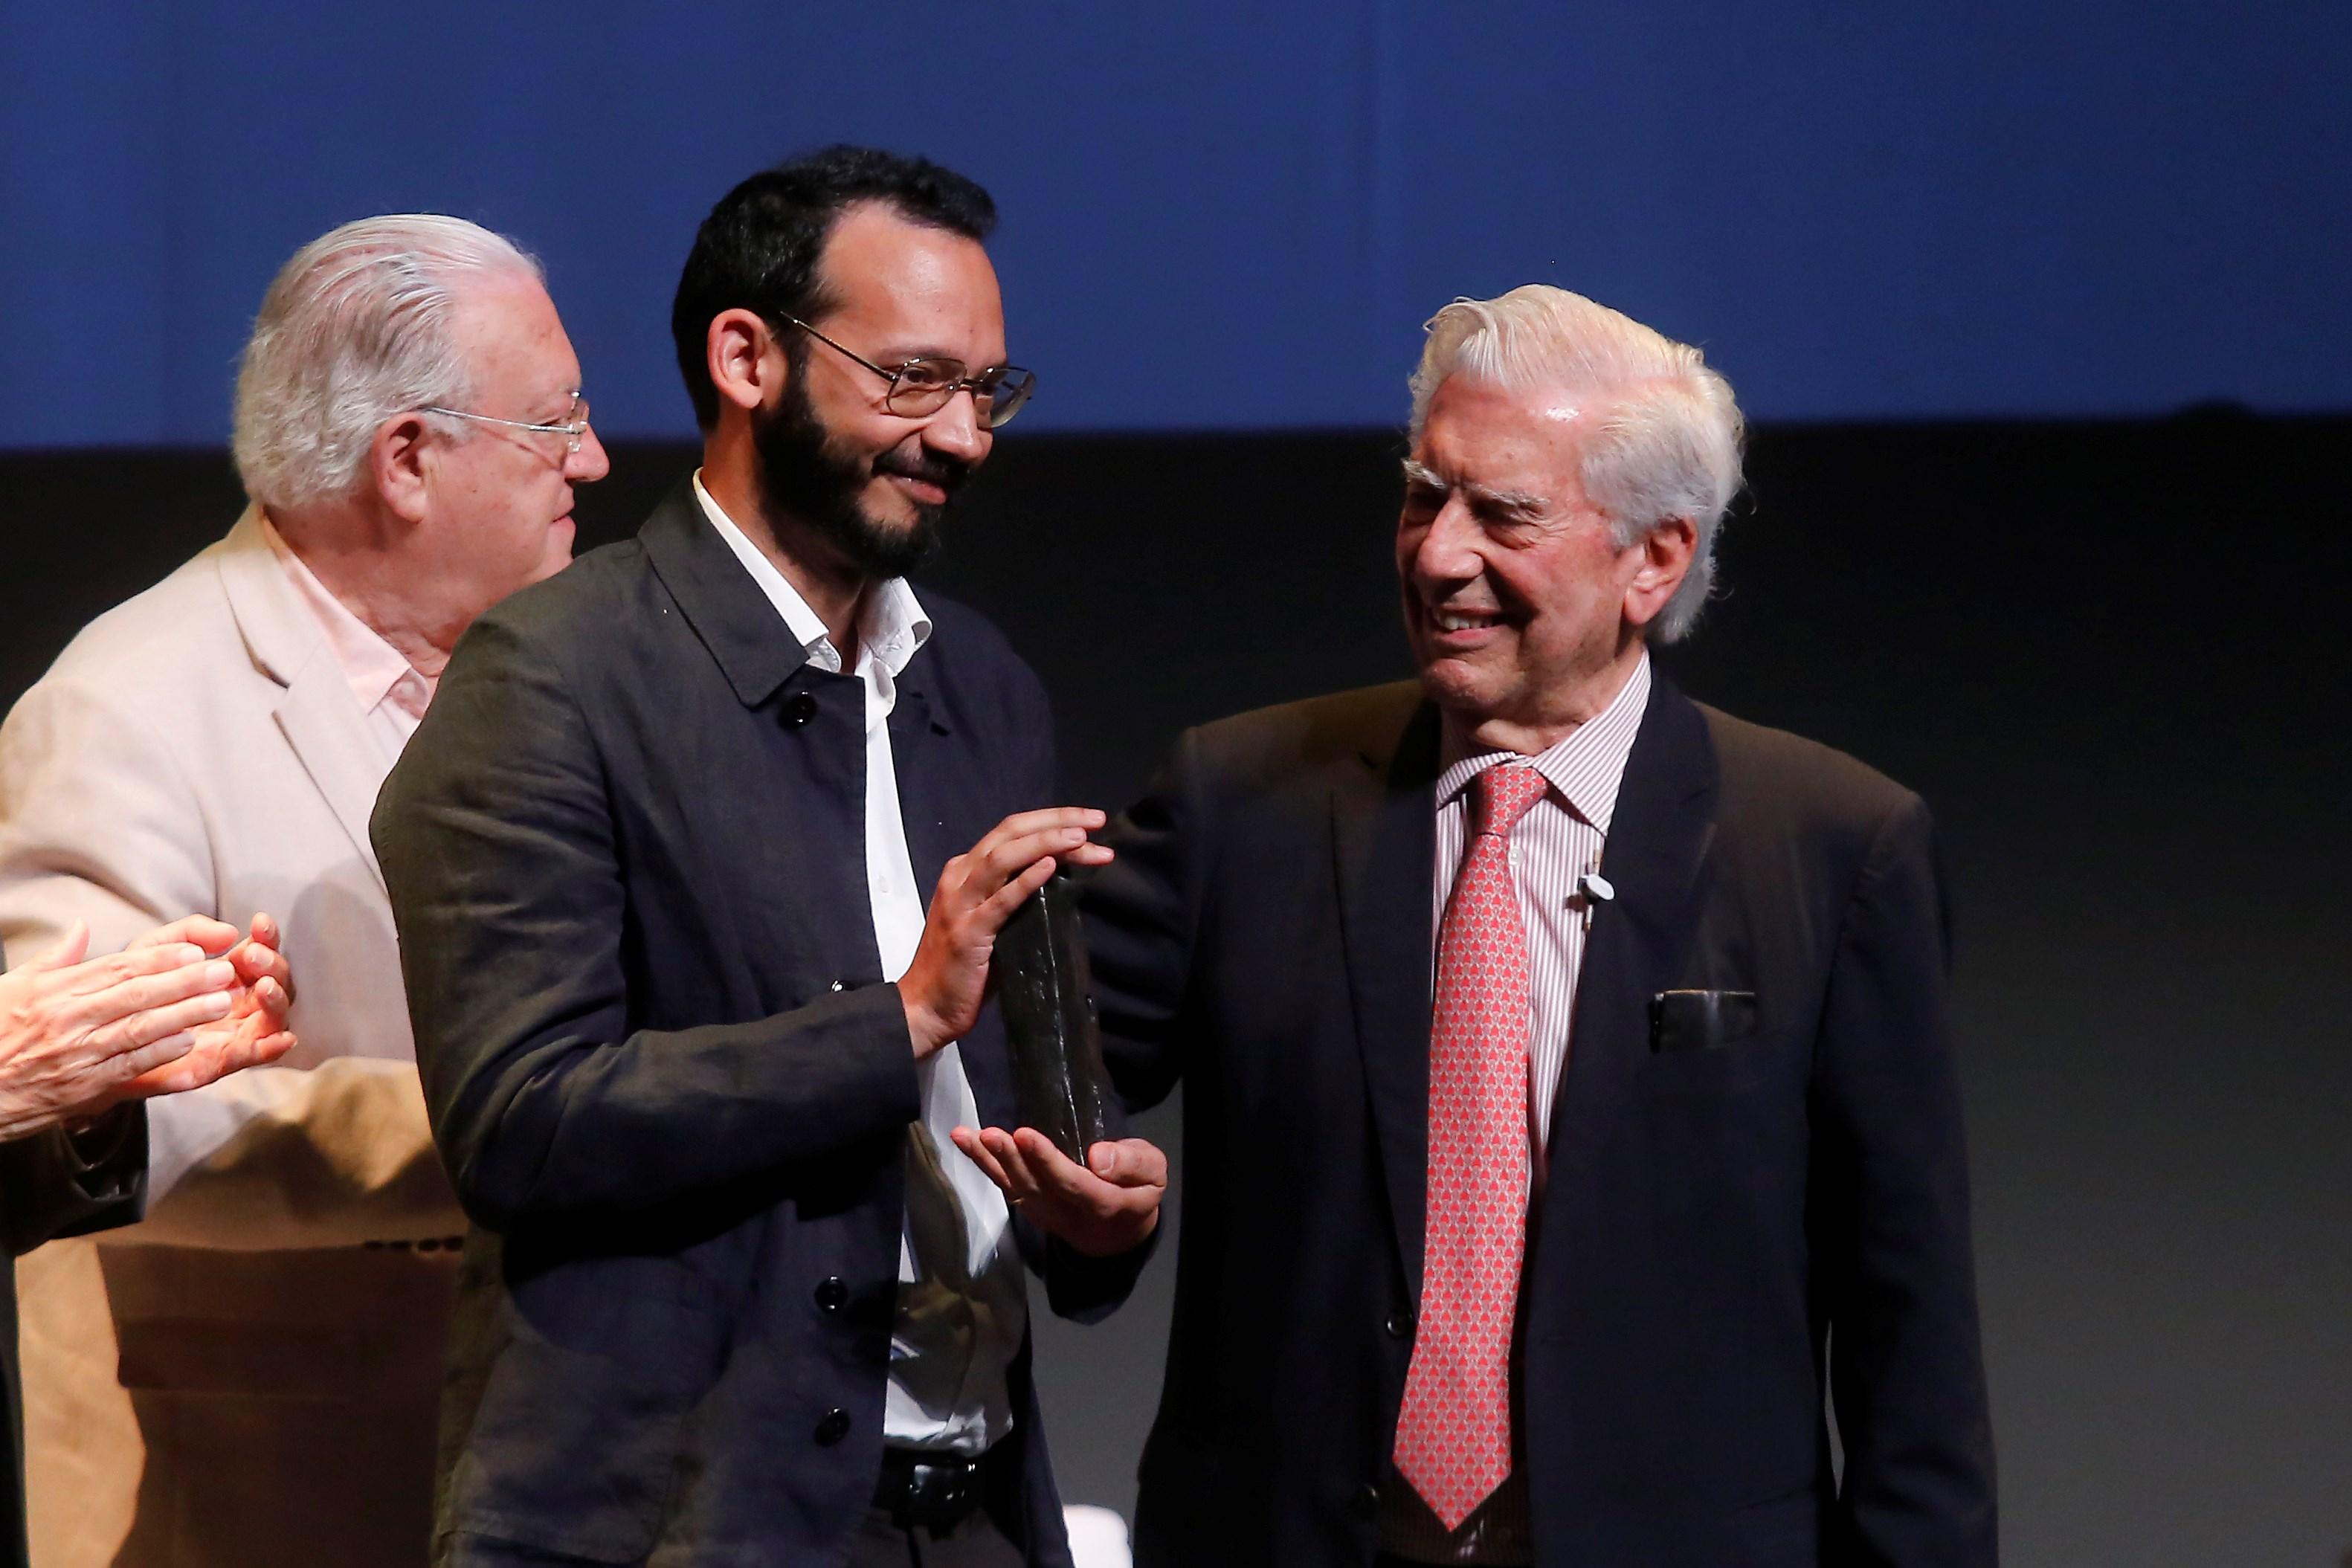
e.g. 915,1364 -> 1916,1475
0,914 -> 289,1139
115,913 -> 295,1098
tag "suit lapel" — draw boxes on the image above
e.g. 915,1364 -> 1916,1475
1332,698 -> 1441,1299
273,655 -> 396,891
1541,673 -> 1719,1187
886,659 -> 1019,1126
639,479 -> 811,710
886,665 -> 958,900
213,507 -> 392,891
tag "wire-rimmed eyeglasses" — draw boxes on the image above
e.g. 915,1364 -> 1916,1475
418,393 -> 593,454
777,317 -> 1035,430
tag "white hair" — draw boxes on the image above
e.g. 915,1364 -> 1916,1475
231,214 -> 542,512
1408,285 -> 1746,643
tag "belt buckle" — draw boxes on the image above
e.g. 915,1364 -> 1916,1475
891,1454 -> 983,1537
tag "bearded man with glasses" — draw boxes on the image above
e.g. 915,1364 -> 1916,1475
373,147 -> 1163,1568
0,213 -> 608,1568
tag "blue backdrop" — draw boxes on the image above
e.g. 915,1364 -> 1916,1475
4,1 -> 2348,446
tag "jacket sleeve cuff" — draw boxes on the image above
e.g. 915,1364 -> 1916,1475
1040,1217 -> 1161,1325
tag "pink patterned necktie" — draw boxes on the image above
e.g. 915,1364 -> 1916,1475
1393,761 -> 1550,1531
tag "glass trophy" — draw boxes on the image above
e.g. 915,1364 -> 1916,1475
994,868 -> 1114,1164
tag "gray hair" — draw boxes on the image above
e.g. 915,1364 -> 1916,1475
1408,285 -> 1745,643
231,215 -> 542,512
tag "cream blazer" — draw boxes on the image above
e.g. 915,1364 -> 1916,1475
0,509 -> 465,1568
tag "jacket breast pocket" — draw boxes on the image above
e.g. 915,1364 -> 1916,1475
444,1256 -> 724,1564
1649,989 -> 1760,1053
1640,991 -> 1794,1100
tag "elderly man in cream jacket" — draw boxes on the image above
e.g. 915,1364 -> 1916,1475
0,214 -> 608,1568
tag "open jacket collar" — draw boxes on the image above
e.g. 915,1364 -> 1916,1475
213,506 -> 394,890
1332,670 -> 1719,1301
640,478 -> 816,710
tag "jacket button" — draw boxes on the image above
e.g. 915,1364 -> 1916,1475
781,693 -> 819,728
1351,1481 -> 1381,1520
814,1276 -> 848,1311
1384,1308 -> 1414,1340
828,979 -> 847,993
815,1408 -> 851,1445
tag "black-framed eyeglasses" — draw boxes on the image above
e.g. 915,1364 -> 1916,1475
776,316 -> 1035,430
418,392 -> 593,454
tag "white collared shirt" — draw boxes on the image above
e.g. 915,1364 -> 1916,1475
692,474 -> 1026,1456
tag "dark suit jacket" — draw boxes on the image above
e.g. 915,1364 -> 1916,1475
1082,672 -> 1997,1568
0,1110 -> 146,1568
372,483 -> 1139,1567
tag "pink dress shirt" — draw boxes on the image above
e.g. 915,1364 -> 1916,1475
257,513 -> 436,761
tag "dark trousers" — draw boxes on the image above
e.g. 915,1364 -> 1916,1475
847,1505 -> 1025,1568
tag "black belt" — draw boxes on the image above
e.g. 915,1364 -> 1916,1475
873,1444 -> 1002,1536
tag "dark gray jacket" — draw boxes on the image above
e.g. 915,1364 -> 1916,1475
374,483 -> 1144,1568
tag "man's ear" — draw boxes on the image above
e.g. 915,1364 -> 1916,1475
1622,516 -> 1698,632
370,412 -> 434,526
708,309 -> 779,417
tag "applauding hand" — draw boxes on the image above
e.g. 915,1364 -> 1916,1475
115,913 -> 297,1099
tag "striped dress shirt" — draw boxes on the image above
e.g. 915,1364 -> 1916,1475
1380,651 -> 1654,1565
1429,651 -> 1651,1187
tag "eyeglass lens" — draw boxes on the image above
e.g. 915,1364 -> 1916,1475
882,364 -> 1034,429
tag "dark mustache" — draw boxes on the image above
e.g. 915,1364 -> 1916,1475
874,450 -> 973,494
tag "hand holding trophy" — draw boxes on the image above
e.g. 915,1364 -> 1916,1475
951,867 -> 1164,1257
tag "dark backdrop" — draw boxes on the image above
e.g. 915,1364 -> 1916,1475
3,416 -> 2346,1564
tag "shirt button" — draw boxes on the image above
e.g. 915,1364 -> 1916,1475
814,1276 -> 848,1312
781,693 -> 818,728
814,1408 -> 851,1445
